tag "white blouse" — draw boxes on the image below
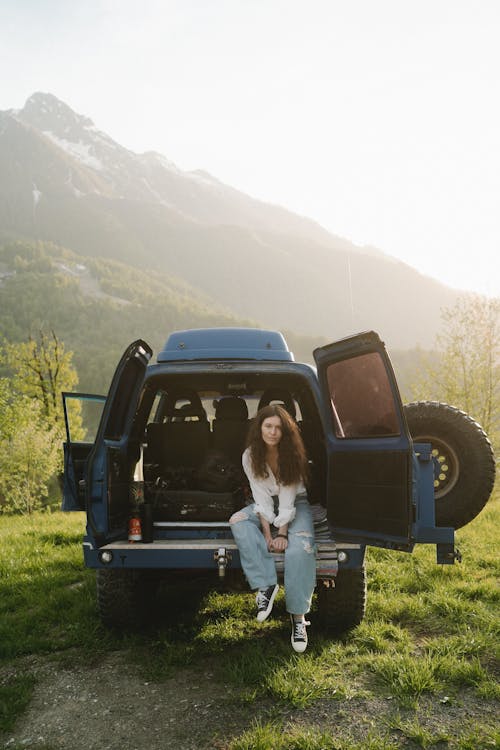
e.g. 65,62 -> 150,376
242,447 -> 306,528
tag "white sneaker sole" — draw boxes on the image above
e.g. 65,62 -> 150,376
290,616 -> 309,652
291,638 -> 308,653
256,584 -> 279,622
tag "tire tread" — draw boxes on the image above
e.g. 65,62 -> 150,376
404,401 -> 495,529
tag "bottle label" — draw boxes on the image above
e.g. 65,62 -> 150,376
128,516 -> 142,542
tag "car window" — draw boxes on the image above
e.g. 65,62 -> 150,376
146,387 -> 303,427
326,352 -> 400,438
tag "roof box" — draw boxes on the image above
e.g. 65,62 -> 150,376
157,328 -> 294,362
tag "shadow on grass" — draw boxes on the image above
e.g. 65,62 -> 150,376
126,576 -> 355,710
126,573 -> 288,680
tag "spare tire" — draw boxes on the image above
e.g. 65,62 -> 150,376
403,401 -> 495,529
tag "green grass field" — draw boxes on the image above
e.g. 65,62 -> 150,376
0,490 -> 498,748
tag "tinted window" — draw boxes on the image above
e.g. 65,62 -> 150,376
104,359 -> 144,439
326,352 -> 400,438
63,393 -> 106,443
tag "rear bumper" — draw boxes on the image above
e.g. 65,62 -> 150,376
83,537 -> 365,576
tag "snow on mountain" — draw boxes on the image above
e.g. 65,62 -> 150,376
7,93 -> 344,245
12,93 -> 213,207
42,131 -> 104,171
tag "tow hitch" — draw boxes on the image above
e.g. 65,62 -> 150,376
437,544 -> 463,564
214,547 -> 232,577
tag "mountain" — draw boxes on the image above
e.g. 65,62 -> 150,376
0,92 -> 469,348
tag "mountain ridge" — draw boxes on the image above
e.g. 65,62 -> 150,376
0,92 -> 473,349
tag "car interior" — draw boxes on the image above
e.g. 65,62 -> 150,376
136,373 -> 327,522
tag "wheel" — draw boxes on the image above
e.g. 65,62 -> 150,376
316,567 -> 367,633
96,569 -> 157,629
403,401 -> 495,529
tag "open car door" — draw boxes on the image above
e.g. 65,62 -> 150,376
314,331 -> 414,551
62,393 -> 106,511
84,340 -> 152,543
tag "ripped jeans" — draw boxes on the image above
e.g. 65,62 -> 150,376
229,495 -> 316,615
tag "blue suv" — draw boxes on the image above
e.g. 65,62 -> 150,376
62,328 -> 495,630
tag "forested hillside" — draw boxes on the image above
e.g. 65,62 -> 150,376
0,241 -> 239,392
0,241 -> 333,394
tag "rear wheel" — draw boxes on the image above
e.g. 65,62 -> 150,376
96,569 -> 157,629
316,567 -> 366,633
404,401 -> 495,529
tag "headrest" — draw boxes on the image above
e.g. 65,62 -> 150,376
257,390 -> 296,419
165,391 -> 206,421
214,396 -> 249,421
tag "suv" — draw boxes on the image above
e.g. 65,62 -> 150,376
62,328 -> 495,630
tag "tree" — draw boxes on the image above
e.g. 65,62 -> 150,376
0,331 -> 82,513
0,379 -> 60,513
410,295 -> 500,448
2,329 -> 78,427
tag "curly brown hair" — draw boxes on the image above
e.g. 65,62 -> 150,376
246,404 -> 308,485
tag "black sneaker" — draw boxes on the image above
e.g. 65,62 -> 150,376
290,615 -> 310,653
255,584 -> 279,622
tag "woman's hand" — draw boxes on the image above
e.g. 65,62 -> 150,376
272,524 -> 289,551
264,534 -> 275,552
272,535 -> 288,552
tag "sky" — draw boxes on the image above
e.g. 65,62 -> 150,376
1,0 -> 499,297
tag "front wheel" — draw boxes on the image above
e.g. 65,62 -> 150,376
404,401 -> 495,529
316,567 -> 367,633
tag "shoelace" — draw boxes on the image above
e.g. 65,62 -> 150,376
256,591 -> 269,608
292,620 -> 311,640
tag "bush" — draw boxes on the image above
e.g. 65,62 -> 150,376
0,380 -> 60,514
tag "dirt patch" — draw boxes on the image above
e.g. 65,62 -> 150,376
1,654 -> 257,750
1,654 -> 497,749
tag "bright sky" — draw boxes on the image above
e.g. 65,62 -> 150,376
1,0 -> 499,296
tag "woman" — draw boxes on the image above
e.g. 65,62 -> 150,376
229,404 -> 316,652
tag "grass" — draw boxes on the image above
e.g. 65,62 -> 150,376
221,720 -> 402,749
0,490 -> 499,746
0,674 -> 36,732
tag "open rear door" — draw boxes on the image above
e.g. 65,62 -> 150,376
314,331 -> 414,551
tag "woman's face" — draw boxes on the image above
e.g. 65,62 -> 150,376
261,415 -> 283,447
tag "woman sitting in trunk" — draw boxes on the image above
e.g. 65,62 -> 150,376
229,405 -> 316,652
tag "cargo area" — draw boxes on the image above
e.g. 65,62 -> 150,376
136,370 -> 328,527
